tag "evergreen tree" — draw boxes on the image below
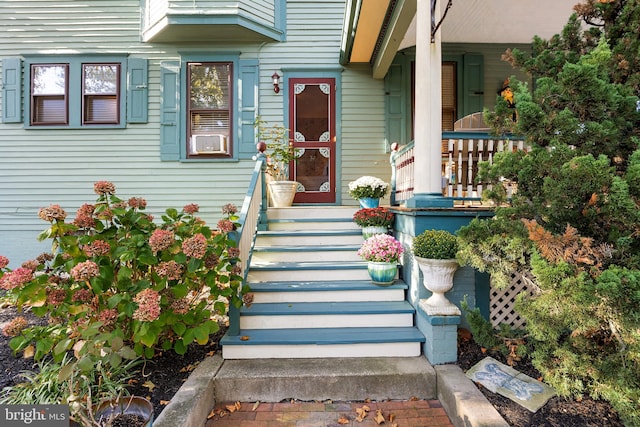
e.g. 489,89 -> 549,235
458,1 -> 640,424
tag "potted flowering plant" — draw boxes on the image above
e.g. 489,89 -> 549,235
357,234 -> 404,286
412,229 -> 460,315
352,207 -> 395,239
256,118 -> 301,207
348,176 -> 389,208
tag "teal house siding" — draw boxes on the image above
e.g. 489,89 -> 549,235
0,0 -> 393,266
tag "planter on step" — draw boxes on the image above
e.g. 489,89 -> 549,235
367,261 -> 398,286
361,225 -> 388,239
268,180 -> 298,207
415,256 -> 460,315
358,197 -> 380,209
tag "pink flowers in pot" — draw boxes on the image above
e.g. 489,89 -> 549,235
357,234 -> 404,264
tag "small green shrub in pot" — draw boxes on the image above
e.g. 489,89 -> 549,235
412,229 -> 458,259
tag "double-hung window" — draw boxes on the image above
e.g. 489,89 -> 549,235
11,55 -> 148,129
159,54 -> 259,162
31,64 -> 69,125
29,62 -> 121,126
82,63 -> 120,125
187,62 -> 232,157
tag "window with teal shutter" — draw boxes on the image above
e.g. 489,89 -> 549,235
2,58 -> 22,123
159,55 -> 258,161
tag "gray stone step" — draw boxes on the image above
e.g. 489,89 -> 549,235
213,356 -> 436,402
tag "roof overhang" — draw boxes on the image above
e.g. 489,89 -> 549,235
341,0 -> 580,78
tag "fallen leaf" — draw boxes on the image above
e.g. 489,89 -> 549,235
355,405 -> 370,422
160,400 -> 170,406
180,364 -> 197,373
481,347 -> 487,354
206,350 -> 216,356
225,401 -> 241,413
142,380 -> 155,391
22,345 -> 35,359
409,396 -> 419,401
389,413 -> 395,422
391,424 -> 398,427
374,409 -> 385,424
252,401 -> 260,411
337,415 -> 350,424
240,336 -> 250,341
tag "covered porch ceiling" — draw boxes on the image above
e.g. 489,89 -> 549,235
341,0 -> 580,79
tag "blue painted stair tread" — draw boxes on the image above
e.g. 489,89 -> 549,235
220,327 -> 425,345
247,280 -> 408,291
466,357 -> 556,412
240,301 -> 415,315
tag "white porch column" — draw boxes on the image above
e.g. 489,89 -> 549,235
407,0 -> 452,208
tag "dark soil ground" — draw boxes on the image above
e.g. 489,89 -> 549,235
456,329 -> 624,427
0,304 -> 625,426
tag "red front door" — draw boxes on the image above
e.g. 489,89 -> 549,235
289,78 -> 336,204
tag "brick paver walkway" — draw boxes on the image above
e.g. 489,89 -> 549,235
205,399 -> 454,427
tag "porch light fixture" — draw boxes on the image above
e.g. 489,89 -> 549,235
272,72 -> 281,93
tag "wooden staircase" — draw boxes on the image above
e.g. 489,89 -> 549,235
221,206 -> 425,359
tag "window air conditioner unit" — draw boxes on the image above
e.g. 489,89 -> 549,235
190,134 -> 228,154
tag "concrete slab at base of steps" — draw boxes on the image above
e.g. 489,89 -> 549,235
153,355 -> 509,427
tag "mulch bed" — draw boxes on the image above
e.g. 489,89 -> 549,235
456,329 -> 624,427
0,304 -> 626,426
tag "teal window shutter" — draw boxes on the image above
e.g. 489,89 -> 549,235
385,59 -> 407,149
238,59 -> 259,160
2,58 -> 22,123
160,61 -> 180,161
127,58 -> 148,123
462,53 -> 484,117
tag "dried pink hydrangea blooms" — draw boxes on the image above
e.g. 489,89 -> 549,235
94,181 -> 116,195
183,203 -> 200,214
0,268 -> 33,290
149,229 -> 175,253
38,204 -> 67,222
2,317 -> 28,337
133,289 -> 161,322
155,260 -> 183,281
70,261 -> 100,281
182,233 -> 207,258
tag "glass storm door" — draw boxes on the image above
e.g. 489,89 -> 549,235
289,78 -> 336,203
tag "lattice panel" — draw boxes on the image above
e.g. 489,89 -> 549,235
490,272 -> 534,329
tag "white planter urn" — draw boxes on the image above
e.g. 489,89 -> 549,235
268,180 -> 298,207
415,256 -> 461,316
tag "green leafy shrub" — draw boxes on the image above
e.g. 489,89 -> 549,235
0,181 -> 246,364
412,229 -> 458,259
458,3 -> 640,424
0,354 -> 140,424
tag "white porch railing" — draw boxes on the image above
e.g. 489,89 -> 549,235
390,132 -> 529,205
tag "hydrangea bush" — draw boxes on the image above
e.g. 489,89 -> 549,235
357,234 -> 404,263
348,176 -> 389,199
0,182 -> 247,366
352,207 -> 395,227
